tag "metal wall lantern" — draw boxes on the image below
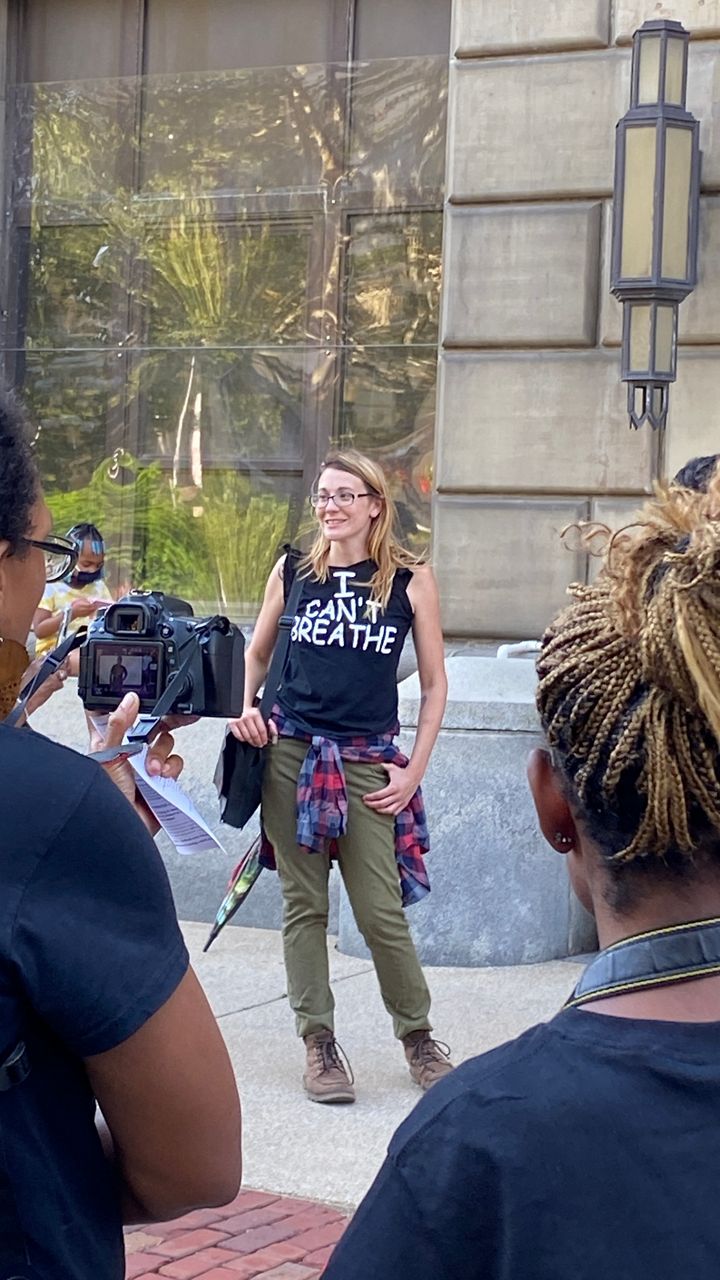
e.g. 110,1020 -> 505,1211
611,19 -> 701,430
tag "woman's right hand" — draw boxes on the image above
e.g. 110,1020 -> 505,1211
228,706 -> 278,748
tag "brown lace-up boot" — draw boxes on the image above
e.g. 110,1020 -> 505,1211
303,1030 -> 356,1104
403,1030 -> 454,1091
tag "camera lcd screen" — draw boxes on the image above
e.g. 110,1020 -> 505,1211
90,642 -> 164,702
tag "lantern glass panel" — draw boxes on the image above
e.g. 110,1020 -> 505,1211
620,126 -> 657,279
661,124 -> 693,280
629,303 -> 652,373
654,304 -> 675,374
637,34 -> 662,105
664,35 -> 686,106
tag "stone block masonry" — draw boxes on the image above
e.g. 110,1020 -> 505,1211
453,0 -> 610,57
435,0 -> 720,637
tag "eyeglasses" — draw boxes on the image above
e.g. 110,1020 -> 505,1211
309,489 -> 380,509
23,534 -> 78,583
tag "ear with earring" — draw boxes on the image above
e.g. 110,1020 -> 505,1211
554,832 -> 574,849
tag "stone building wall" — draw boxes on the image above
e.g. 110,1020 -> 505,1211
435,0 -> 720,637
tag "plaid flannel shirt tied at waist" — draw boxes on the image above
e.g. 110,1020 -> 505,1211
259,707 -> 430,907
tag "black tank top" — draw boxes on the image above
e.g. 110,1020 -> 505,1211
277,552 -> 414,736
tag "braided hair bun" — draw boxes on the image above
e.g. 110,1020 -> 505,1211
536,460 -> 720,870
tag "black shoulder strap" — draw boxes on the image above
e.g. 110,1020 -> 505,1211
4,629 -> 87,728
258,565 -> 305,721
281,545 -> 302,602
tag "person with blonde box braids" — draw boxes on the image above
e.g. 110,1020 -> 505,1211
323,459 -> 720,1280
229,449 -> 453,1103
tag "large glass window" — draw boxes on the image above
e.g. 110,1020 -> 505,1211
4,1 -> 449,617
144,0 -> 340,74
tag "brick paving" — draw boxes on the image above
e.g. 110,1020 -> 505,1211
124,1190 -> 349,1279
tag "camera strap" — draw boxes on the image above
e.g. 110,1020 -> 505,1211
125,645 -> 200,745
3,629 -> 87,728
565,916 -> 720,1008
258,568 -> 306,722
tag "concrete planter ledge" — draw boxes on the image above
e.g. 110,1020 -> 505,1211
399,654 -> 541,733
338,654 -> 596,968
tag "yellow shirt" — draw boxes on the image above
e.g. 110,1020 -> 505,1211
35,579 -> 113,657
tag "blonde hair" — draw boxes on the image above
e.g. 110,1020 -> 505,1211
301,449 -> 423,611
536,460 -> 720,870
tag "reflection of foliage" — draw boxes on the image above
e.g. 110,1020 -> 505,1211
26,225 -> 117,347
346,212 -> 442,346
17,59 -> 447,208
142,213 -> 307,344
24,206 -> 312,465
11,58 -> 448,605
136,211 -> 310,461
339,211 -> 442,496
46,457 -> 293,614
140,65 -> 336,199
18,80 -> 130,204
25,349 -> 125,493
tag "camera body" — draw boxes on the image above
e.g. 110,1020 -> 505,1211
78,590 -> 245,717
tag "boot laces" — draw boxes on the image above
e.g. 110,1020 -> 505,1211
410,1035 -> 451,1066
316,1035 -> 355,1085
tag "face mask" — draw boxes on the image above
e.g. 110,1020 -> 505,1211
0,638 -> 29,719
69,568 -> 103,587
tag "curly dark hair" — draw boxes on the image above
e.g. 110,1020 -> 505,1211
0,394 -> 39,553
672,454 -> 719,493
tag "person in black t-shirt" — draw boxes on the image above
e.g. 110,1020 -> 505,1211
324,461 -> 720,1280
0,394 -> 241,1280
229,449 -> 452,1102
109,657 -> 128,694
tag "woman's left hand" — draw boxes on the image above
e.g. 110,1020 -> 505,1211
21,657 -> 70,719
363,762 -> 421,816
87,692 -> 185,836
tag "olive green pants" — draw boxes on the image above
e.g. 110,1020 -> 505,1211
262,736 -> 432,1041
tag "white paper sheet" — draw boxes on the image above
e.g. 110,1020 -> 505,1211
131,746 -> 226,856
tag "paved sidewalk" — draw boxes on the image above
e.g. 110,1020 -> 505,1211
124,1189 -> 348,1278
181,921 -> 584,1206
120,923 -> 584,1278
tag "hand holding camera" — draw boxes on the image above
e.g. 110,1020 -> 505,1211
87,691 -> 184,836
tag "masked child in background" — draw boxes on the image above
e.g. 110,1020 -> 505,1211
32,522 -> 113,672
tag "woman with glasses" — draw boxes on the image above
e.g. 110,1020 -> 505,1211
0,395 -> 241,1279
229,449 -> 452,1103
32,521 -> 113,669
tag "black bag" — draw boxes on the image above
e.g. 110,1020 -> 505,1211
215,566 -> 304,829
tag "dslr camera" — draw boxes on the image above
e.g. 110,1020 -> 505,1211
78,590 -> 245,719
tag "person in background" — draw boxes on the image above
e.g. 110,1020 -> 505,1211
672,452 -> 719,492
32,521 -> 113,668
109,657 -> 129,696
0,394 -> 241,1280
323,462 -> 720,1280
229,449 -> 452,1104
